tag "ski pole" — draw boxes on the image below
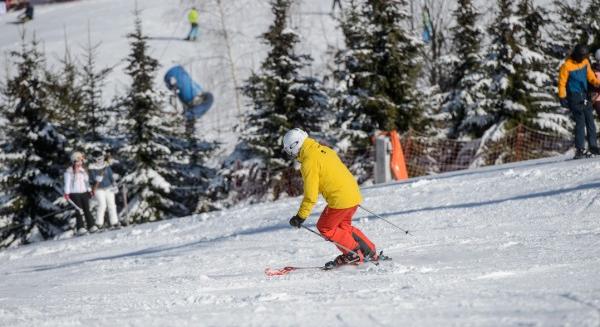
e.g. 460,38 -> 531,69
52,184 -> 84,215
359,205 -> 412,236
65,197 -> 84,216
301,225 -> 361,258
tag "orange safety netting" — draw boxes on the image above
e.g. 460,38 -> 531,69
400,125 -> 572,177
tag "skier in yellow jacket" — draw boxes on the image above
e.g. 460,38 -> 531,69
283,128 -> 377,268
185,7 -> 199,41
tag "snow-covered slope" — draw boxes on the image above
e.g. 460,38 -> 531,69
1,155 -> 599,326
0,0 -> 339,153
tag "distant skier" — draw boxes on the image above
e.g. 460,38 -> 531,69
17,3 -> 33,22
331,0 -> 342,12
591,49 -> 600,117
283,128 -> 378,269
185,7 -> 199,41
88,150 -> 120,230
558,44 -> 600,159
64,151 -> 96,235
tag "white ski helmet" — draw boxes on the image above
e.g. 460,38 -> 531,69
282,128 -> 308,157
70,151 -> 84,163
595,49 -> 600,62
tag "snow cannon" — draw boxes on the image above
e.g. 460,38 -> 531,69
164,65 -> 213,120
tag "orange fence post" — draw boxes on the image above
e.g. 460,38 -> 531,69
389,130 -> 408,180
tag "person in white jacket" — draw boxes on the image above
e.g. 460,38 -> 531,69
88,150 -> 120,229
64,151 -> 96,235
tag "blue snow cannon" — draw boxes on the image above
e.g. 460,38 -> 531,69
164,65 -> 213,120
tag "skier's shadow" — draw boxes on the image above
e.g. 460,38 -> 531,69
18,222 -> 295,274
147,36 -> 185,41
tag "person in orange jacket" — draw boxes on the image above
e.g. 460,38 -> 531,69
283,128 -> 377,269
558,44 -> 600,159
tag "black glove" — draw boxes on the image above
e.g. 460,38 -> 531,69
289,215 -> 304,228
560,98 -> 569,108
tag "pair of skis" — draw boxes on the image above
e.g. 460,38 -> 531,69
266,208 -> 407,277
265,252 -> 391,276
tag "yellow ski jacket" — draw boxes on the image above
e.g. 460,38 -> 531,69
296,138 -> 362,219
188,9 -> 199,24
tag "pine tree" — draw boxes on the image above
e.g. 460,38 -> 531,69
117,13 -> 189,223
548,0 -> 586,60
517,0 -> 570,136
44,29 -> 112,159
331,0 -> 423,181
0,36 -> 68,248
440,0 -> 485,139
79,29 -> 112,143
225,0 -> 329,202
44,48 -> 83,140
468,0 -> 530,138
356,0 -> 423,132
583,0 -> 600,51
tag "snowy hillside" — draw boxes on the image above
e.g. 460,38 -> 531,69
1,155 -> 599,326
0,0 -> 340,153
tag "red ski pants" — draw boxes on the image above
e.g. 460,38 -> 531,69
316,205 -> 375,255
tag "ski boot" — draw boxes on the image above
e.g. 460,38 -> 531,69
324,249 -> 364,270
573,148 -> 590,159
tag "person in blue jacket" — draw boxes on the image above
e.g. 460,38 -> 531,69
558,44 -> 600,159
88,150 -> 120,229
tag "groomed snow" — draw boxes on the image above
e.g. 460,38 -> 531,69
1,155 -> 599,326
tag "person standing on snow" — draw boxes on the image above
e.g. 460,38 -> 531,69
331,0 -> 342,12
283,128 -> 378,269
185,7 -> 199,41
591,49 -> 600,117
558,44 -> 600,159
88,150 -> 120,230
17,3 -> 33,22
64,151 -> 96,235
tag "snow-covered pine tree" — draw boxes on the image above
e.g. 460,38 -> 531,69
548,0 -> 586,60
362,0 -> 423,132
79,29 -> 112,144
330,0 -> 371,139
331,0 -> 423,181
117,13 -> 189,223
464,0 -> 560,166
0,36 -> 68,248
469,0 -> 530,138
44,47 -> 84,139
219,0 -> 329,203
583,0 -> 600,51
516,0 -> 570,137
439,0 -> 485,139
43,28 -> 113,166
170,118 -> 218,214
